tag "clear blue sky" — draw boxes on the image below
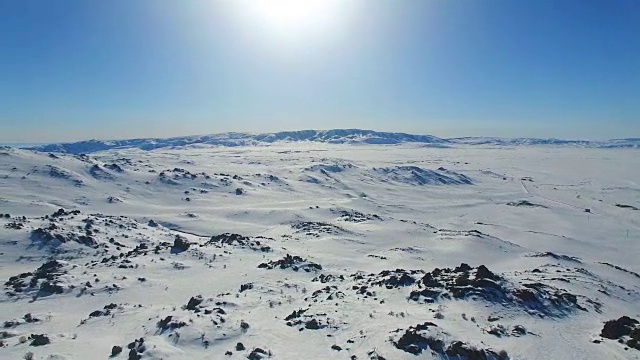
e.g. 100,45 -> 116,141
1,0 -> 639,142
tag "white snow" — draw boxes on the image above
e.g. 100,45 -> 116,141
0,141 -> 639,359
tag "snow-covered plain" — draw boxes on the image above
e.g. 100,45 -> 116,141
1,141 -> 639,360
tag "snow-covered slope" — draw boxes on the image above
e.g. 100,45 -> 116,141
1,143 -> 639,360
25,130 -> 640,154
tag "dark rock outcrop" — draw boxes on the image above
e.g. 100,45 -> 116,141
30,334 -> 50,346
172,235 -> 190,252
408,263 -> 586,316
204,233 -> 271,252
111,345 -> 123,357
186,295 -> 203,311
393,322 -> 507,359
258,254 -> 322,272
600,316 -> 640,351
247,347 -> 270,360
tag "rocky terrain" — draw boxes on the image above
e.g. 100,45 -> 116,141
0,141 -> 639,359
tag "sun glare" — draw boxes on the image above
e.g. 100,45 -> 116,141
237,0 -> 347,42
253,0 -> 334,26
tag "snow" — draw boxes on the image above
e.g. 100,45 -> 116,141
0,141 -> 639,359
21,129 -> 640,154
447,137 -> 640,148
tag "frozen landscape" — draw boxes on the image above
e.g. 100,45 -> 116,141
1,129 -> 639,360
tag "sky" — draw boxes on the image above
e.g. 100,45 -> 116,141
1,0 -> 639,143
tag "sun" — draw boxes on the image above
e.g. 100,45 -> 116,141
238,0 -> 344,40
225,0 -> 357,51
253,0 -> 334,26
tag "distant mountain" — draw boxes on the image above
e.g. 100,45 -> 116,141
26,129 -> 640,154
447,137 -> 640,148
0,143 -> 46,148
27,129 -> 449,154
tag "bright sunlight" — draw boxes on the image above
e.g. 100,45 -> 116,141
234,0 -> 353,44
252,0 -> 336,28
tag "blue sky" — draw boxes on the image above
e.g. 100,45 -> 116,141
1,0 -> 639,142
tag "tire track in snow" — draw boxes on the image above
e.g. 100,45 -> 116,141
521,180 -> 582,210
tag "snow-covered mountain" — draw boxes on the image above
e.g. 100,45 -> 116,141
448,137 -> 640,148
27,129 -> 449,154
27,129 -> 640,154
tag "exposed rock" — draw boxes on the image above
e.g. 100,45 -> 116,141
89,164 -> 115,180
333,209 -> 382,223
172,235 -> 190,252
312,274 -> 345,283
599,262 -> 640,279
239,283 -> 253,292
128,348 -> 141,360
291,221 -> 347,237
601,316 -> 639,339
105,163 -> 124,172
29,334 -> 50,346
247,347 -> 270,360
39,281 -> 64,294
157,316 -> 186,330
284,308 -> 308,322
310,285 -> 345,301
5,260 -> 71,296
258,254 -> 322,272
283,309 -> 330,329
526,252 -> 582,263
186,295 -> 204,310
23,313 -> 39,323
367,350 -> 387,360
205,233 -> 271,252
370,269 -> 417,288
393,322 -> 443,354
107,196 -> 122,203
50,208 -> 80,218
89,310 -> 104,317
408,263 -> 587,316
89,303 -> 119,318
615,204 -> 639,210
475,265 -> 499,281
31,227 -> 96,247
111,345 -> 123,357
393,322 -> 506,359
125,337 -> 145,359
507,200 -> 547,208
305,319 -> 320,330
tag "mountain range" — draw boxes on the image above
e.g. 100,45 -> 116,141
23,129 -> 640,154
